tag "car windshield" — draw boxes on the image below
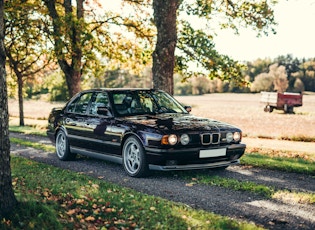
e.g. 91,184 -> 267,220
111,90 -> 188,116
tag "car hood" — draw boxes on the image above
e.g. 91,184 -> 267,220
123,113 -> 239,132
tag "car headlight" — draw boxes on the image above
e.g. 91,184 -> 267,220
161,134 -> 178,145
233,132 -> 241,142
168,134 -> 178,145
226,132 -> 233,143
180,134 -> 190,145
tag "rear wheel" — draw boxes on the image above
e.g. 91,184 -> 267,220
264,105 -> 273,113
55,130 -> 76,160
122,136 -> 149,177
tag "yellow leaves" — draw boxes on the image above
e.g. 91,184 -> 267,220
42,191 -> 50,197
76,198 -> 85,205
66,209 -> 76,215
84,216 -> 95,221
185,183 -> 194,187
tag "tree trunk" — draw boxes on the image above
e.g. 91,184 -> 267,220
44,0 -> 83,98
63,67 -> 81,98
17,74 -> 24,126
0,0 -> 18,217
152,0 -> 180,95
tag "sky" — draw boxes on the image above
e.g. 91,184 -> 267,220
214,0 -> 315,62
106,0 -> 315,62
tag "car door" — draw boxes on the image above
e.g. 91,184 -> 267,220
64,92 -> 93,149
84,92 -> 119,154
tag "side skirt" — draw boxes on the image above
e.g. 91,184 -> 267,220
70,147 -> 122,165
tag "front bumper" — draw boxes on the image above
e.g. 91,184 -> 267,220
145,143 -> 246,171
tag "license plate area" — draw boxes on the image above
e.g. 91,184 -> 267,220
199,148 -> 226,158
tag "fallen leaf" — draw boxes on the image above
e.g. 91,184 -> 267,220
66,209 -> 76,215
85,216 -> 95,221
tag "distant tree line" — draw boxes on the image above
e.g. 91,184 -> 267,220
175,55 -> 315,95
6,54 -> 315,101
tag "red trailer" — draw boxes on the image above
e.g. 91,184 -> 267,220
261,91 -> 303,113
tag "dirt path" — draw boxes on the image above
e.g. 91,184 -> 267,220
10,132 -> 315,230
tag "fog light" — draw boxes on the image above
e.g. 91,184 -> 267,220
180,134 -> 190,145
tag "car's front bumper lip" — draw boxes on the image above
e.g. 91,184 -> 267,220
149,159 -> 240,171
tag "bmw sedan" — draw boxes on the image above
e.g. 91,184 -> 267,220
47,88 -> 246,177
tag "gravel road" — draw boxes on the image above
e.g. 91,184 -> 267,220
10,132 -> 315,230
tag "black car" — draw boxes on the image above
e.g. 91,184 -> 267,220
47,88 -> 246,177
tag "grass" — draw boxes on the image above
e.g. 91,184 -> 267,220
9,124 -> 47,136
10,137 -> 55,152
180,173 -> 315,206
241,152 -> 315,175
2,157 -> 263,230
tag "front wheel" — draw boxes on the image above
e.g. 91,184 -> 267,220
55,130 -> 76,161
122,136 -> 149,177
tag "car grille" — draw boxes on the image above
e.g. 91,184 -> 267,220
200,133 -> 220,145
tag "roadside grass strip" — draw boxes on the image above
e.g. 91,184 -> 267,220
9,125 -> 47,136
10,137 -> 55,152
3,157 -> 263,230
181,174 -> 315,206
241,152 -> 315,176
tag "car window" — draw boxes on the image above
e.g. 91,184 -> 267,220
153,91 -> 187,113
111,90 -> 187,115
112,93 -> 133,115
67,93 -> 93,114
89,93 -> 109,115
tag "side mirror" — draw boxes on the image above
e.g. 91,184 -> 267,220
97,106 -> 111,116
184,106 -> 192,113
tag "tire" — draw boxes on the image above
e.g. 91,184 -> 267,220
264,105 -> 273,113
288,106 -> 294,114
122,136 -> 149,177
55,130 -> 76,161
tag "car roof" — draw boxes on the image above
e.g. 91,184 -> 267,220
81,88 -> 158,93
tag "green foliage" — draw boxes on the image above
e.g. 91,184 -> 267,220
176,21 -> 248,86
4,0 -> 53,94
42,70 -> 69,101
184,0 -> 277,35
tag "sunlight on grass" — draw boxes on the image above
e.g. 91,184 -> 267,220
5,157 -> 263,229
10,137 -> 55,152
9,125 -> 47,136
180,173 -> 315,206
171,206 -> 264,230
241,153 -> 315,175
273,191 -> 315,205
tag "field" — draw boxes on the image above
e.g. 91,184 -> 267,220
176,93 -> 315,139
8,93 -> 315,140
